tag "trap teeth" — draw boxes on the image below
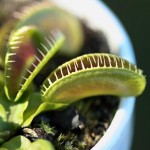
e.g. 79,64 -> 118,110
41,53 -> 146,104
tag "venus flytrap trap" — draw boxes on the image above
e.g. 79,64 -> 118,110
41,53 -> 145,104
0,1 -> 146,150
5,26 -> 65,101
15,2 -> 84,57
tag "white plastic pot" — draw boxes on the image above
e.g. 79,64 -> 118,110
52,0 -> 136,149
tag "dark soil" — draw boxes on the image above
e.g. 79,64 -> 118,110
20,96 -> 119,150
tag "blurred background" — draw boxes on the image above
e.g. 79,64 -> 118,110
103,0 -> 150,150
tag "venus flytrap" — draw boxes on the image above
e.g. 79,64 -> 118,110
41,53 -> 146,104
5,26 -> 65,101
0,1 -> 146,150
0,26 -> 65,149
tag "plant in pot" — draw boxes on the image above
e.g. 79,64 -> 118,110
0,0 -> 146,150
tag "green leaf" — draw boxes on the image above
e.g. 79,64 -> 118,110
4,26 -> 65,101
22,93 -> 68,127
0,92 -> 28,143
28,139 -> 55,150
1,136 -> 31,150
16,3 -> 83,56
1,135 -> 54,150
41,53 -> 146,104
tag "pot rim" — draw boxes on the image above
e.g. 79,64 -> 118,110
91,1 -> 136,149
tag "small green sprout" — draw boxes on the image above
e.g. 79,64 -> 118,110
40,121 -> 56,136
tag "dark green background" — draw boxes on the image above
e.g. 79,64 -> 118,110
103,0 -> 150,150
